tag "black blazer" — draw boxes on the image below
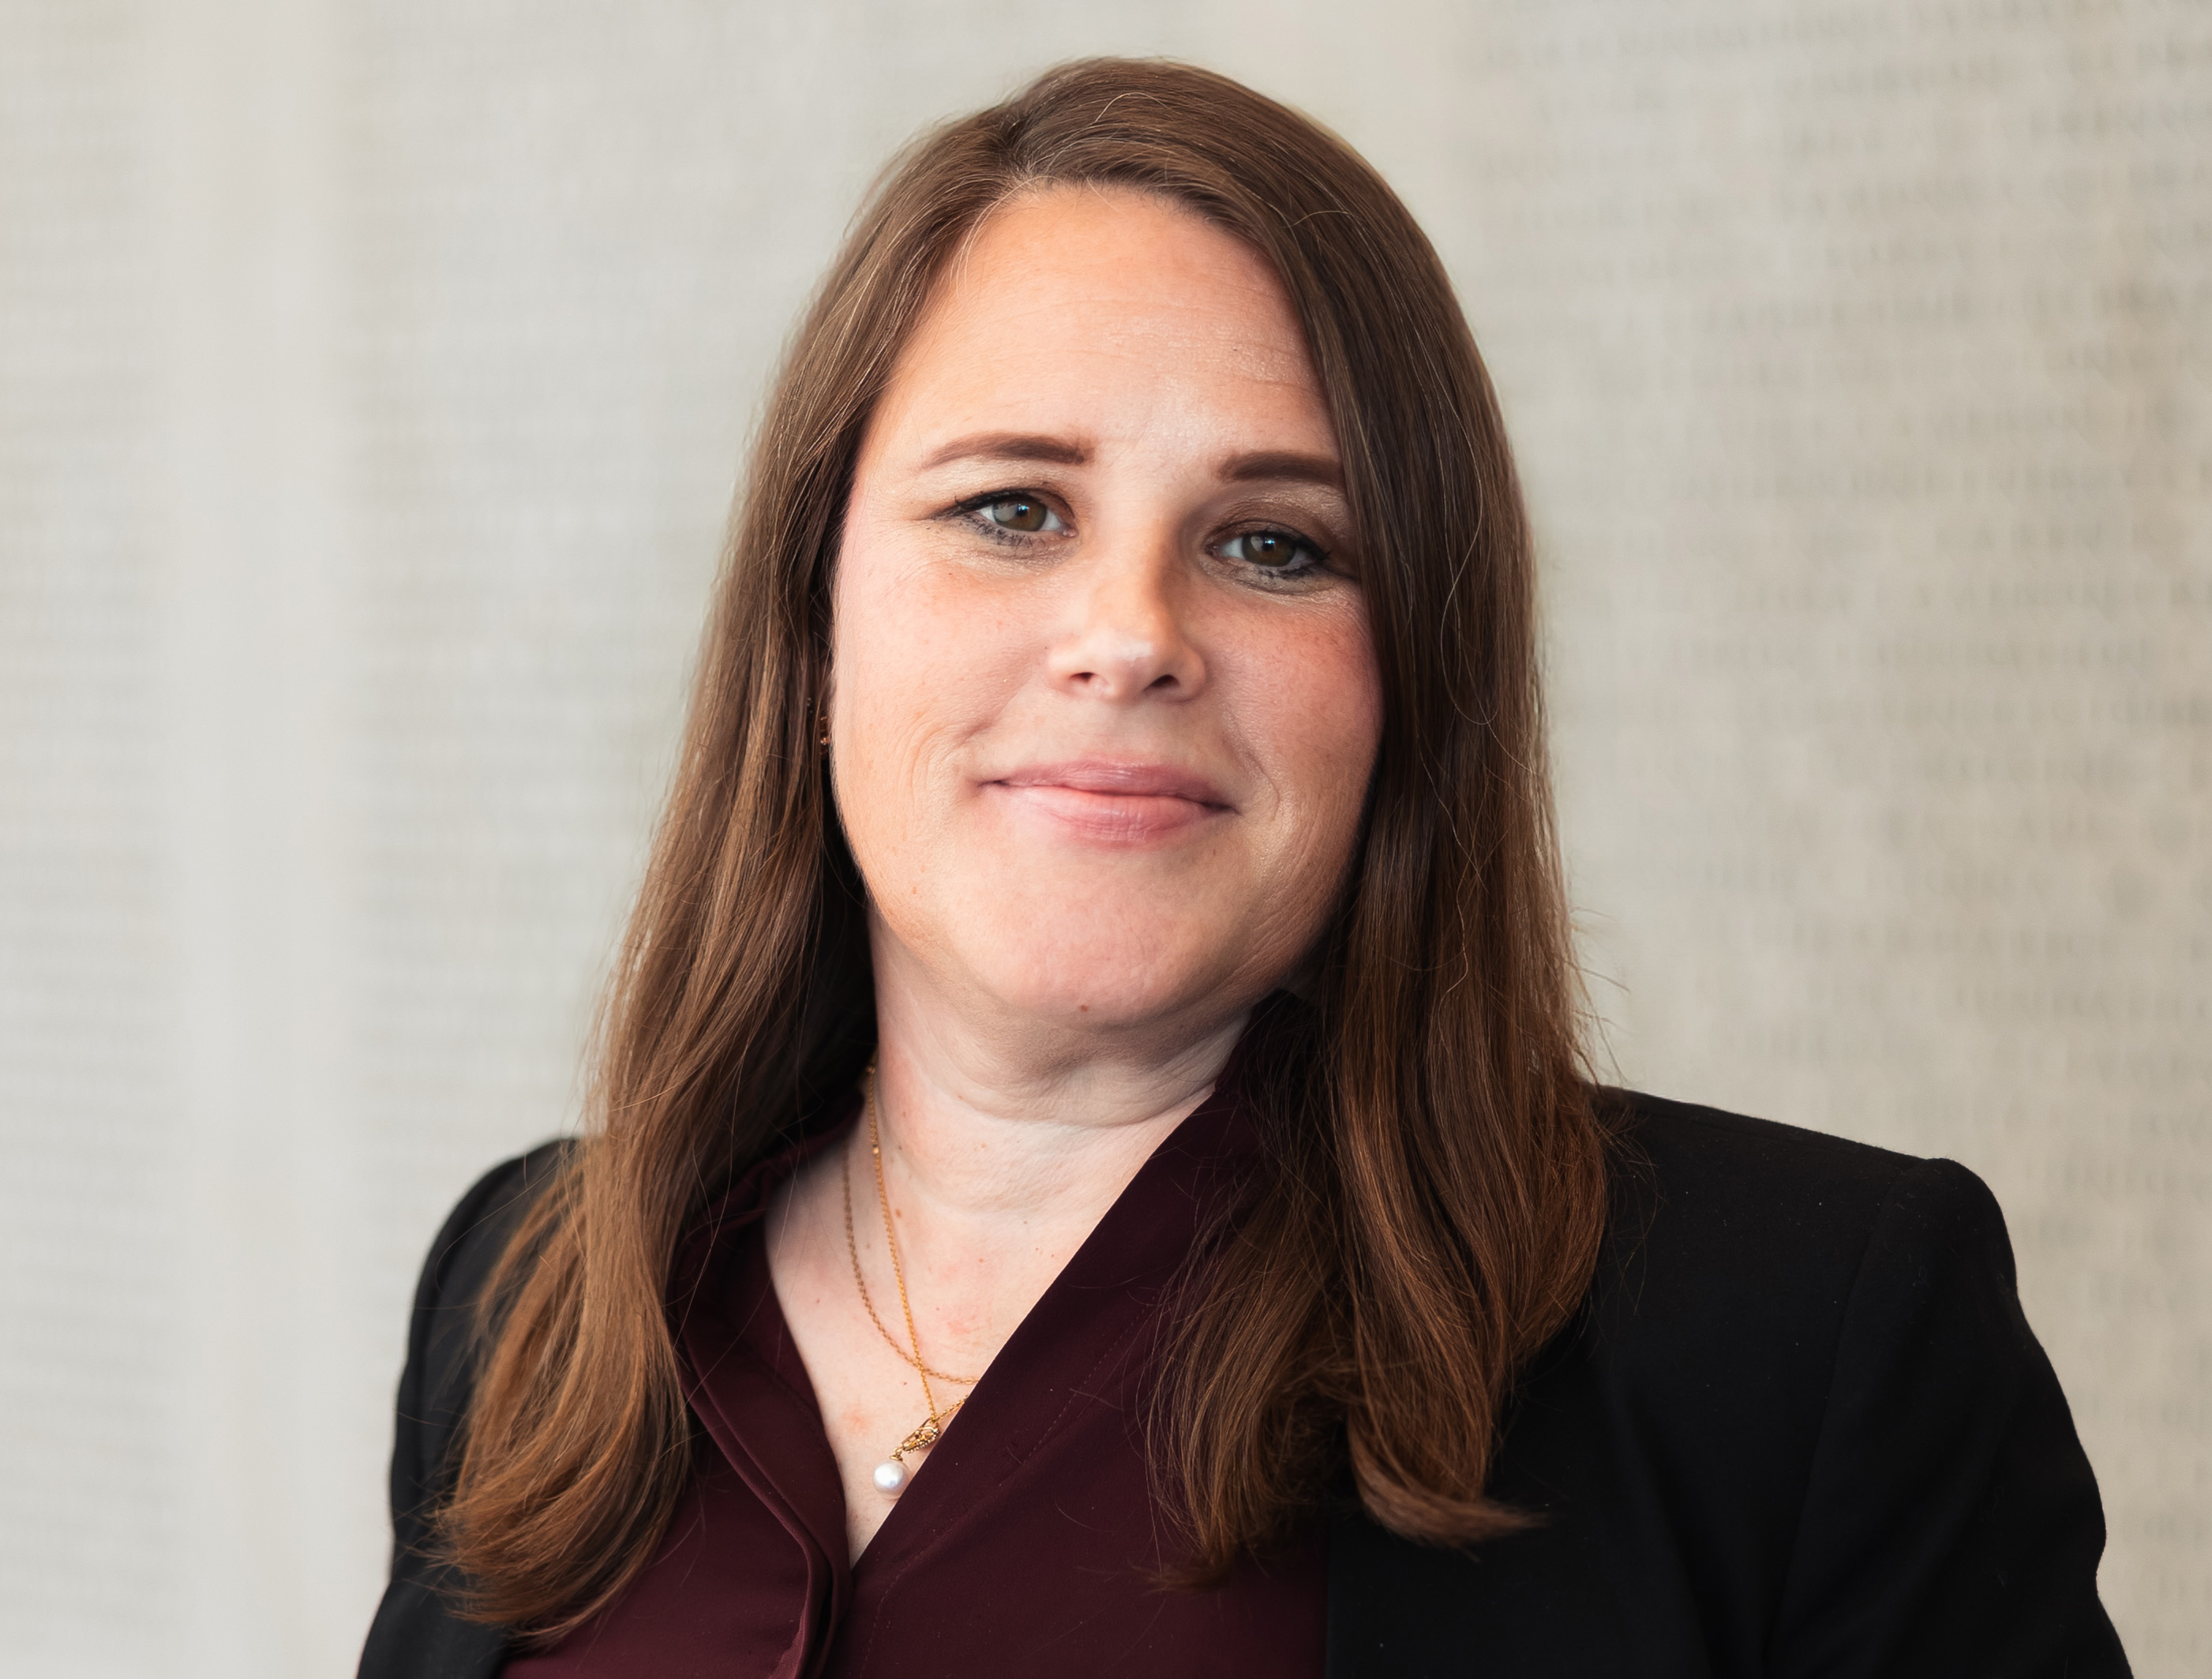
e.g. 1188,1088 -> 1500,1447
361,1092 -> 2129,1677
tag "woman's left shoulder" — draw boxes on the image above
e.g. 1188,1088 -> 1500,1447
1333,1091 -> 2128,1674
1580,1088 -> 2054,1437
1595,1087 -> 2017,1310
1519,1089 -> 2124,1672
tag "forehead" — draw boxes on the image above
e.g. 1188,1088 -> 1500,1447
868,185 -> 1332,453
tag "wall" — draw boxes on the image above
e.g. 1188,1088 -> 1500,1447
1,1 -> 2203,1671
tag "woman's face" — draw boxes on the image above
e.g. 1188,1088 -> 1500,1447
832,186 -> 1383,1043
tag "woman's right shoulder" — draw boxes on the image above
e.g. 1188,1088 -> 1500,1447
387,1141 -> 576,1533
367,1147 -> 572,1679
414,1139 -> 578,1318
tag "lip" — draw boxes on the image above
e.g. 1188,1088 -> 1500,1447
993,759 -> 1232,806
985,759 -> 1234,843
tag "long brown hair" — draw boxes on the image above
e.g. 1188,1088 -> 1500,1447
442,57 -> 1607,1636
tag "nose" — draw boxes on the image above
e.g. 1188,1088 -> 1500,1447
1045,540 -> 1209,703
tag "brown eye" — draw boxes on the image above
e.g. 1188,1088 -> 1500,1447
984,496 -> 1055,533
1220,529 -> 1321,572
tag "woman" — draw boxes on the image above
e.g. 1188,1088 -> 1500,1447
359,59 -> 2127,1678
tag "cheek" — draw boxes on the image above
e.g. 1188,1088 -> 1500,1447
829,519 -> 1017,844
1232,604 -> 1384,841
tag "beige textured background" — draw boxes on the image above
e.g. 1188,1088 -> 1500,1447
2,2 -> 2204,1673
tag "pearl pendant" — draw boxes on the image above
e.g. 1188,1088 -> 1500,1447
872,1458 -> 909,1496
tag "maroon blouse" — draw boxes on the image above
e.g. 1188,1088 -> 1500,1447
504,1062 -> 1325,1679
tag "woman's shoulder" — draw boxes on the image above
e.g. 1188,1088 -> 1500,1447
419,1141 -> 576,1303
1329,1091 -> 2125,1676
1579,1088 -> 2037,1434
388,1141 -> 575,1528
1594,1086 -> 2011,1316
1602,1082 -> 1964,1203
362,1141 -> 575,1679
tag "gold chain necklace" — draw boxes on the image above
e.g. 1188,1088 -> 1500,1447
842,1063 -> 979,1496
842,1100 -> 980,1386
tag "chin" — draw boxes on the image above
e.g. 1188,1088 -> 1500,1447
964,916 -> 1249,1033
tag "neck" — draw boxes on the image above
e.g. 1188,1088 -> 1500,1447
863,928 -> 1250,1250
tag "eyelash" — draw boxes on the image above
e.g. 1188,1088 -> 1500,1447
952,490 -> 1064,545
947,489 -> 1334,581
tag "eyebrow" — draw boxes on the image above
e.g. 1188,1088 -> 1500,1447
1220,450 -> 1343,490
920,432 -> 1091,470
917,433 -> 1344,490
